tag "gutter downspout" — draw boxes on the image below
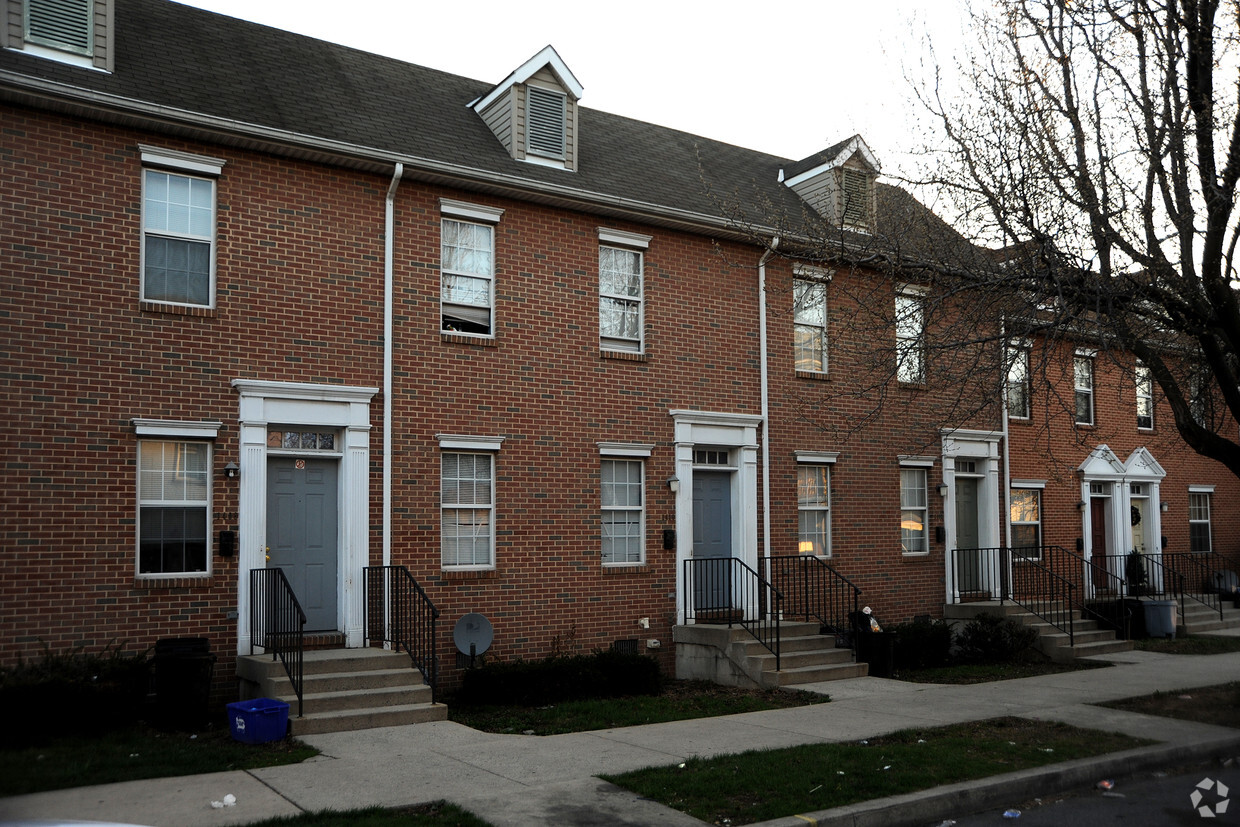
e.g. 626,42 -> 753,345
759,238 -> 780,575
383,163 -> 403,573
1000,317 -> 1012,550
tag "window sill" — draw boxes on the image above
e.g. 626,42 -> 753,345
601,349 -> 647,362
603,563 -> 650,573
440,567 -> 498,581
442,333 -> 497,347
897,381 -> 927,391
140,301 -> 216,318
134,575 -> 214,589
900,551 -> 931,559
795,370 -> 829,381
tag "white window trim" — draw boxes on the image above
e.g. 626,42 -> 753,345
1135,363 -> 1155,430
899,462 -> 931,556
440,199 -> 504,224
599,232 -> 647,353
139,146 -> 226,177
1189,485 -> 1216,494
1006,343 -> 1032,420
598,442 -> 654,458
1010,478 -> 1046,488
600,456 -> 645,566
895,287 -> 927,384
793,277 -> 829,374
1188,490 -> 1213,553
1009,486 -> 1043,559
440,447 -> 498,571
140,152 -> 221,309
132,418 -> 222,438
796,460 -> 833,557
437,434 -> 505,452
135,438 -> 213,579
1074,353 -> 1095,425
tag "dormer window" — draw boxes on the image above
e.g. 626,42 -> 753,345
841,168 -> 871,229
526,86 -> 566,161
26,0 -> 91,55
783,135 -> 879,233
9,0 -> 112,71
471,45 -> 583,171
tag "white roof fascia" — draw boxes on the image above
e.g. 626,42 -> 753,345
783,135 -> 881,188
471,45 -> 584,115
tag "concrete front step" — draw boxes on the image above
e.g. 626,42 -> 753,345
763,661 -> 868,686
674,622 -> 861,690
290,702 -> 447,736
236,647 -> 444,736
945,600 -> 1132,661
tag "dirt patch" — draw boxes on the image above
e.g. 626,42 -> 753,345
1101,682 -> 1240,729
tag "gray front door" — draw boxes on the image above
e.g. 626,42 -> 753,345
692,471 -> 732,613
955,477 -> 982,592
267,457 -> 339,631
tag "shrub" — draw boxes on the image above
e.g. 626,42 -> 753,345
456,649 -> 662,707
954,613 -> 1039,664
890,617 -> 953,670
0,641 -> 152,746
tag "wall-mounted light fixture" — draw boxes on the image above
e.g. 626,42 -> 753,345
223,462 -> 239,480
936,483 -> 949,498
1077,500 -> 1086,512
1160,501 -> 1169,513
667,477 -> 680,494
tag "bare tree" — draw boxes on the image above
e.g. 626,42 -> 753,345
913,0 -> 1240,477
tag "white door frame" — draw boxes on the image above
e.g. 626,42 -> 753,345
941,429 -> 1003,602
1078,445 -> 1166,596
671,410 -> 762,625
233,379 -> 377,655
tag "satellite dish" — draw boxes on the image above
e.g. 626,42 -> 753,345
453,612 -> 494,658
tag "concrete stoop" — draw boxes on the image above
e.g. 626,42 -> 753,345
944,601 -> 1134,662
236,647 -> 447,736
1181,597 -> 1240,634
673,621 -> 867,690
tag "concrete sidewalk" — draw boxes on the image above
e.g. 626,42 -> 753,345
2,647 -> 1239,827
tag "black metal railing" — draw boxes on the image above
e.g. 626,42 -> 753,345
249,567 -> 305,718
683,557 -> 783,670
948,546 -> 1076,646
1163,552 -> 1226,621
768,554 -> 860,649
363,565 -> 440,704
1096,552 -> 1187,617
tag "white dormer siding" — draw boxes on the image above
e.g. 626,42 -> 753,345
471,45 -> 582,171
784,135 -> 880,232
3,0 -> 113,71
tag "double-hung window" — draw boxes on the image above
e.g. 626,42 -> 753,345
140,148 -> 224,309
598,443 -> 651,565
1074,353 -> 1095,425
598,229 -> 650,353
793,271 -> 829,373
1135,363 -> 1154,429
796,457 -> 835,556
133,419 -> 219,577
1189,488 -> 1213,553
1006,342 -> 1031,419
441,200 -> 504,336
439,435 -> 503,569
899,461 -> 931,554
1010,487 -> 1042,557
895,287 -> 926,384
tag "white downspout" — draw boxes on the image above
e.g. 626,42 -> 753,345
383,163 -> 403,570
758,238 -> 779,573
1000,317 -> 1011,550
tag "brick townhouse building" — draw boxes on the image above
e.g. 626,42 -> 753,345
3,0 -> 1237,706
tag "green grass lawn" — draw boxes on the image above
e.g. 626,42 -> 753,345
602,717 -> 1151,825
242,802 -> 489,826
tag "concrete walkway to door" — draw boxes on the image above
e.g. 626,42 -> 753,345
3,642 -> 1240,827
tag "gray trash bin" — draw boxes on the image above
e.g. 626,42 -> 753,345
1142,600 -> 1177,639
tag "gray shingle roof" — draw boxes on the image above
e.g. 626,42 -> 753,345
0,0 -> 973,260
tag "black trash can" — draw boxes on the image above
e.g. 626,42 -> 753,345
154,637 -> 216,729
856,631 -> 895,678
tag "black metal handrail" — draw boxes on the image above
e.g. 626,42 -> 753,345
1163,552 -> 1226,621
768,554 -> 860,649
363,565 -> 440,704
1096,552 -> 1187,617
948,546 -> 1076,646
249,567 -> 305,718
683,556 -> 783,670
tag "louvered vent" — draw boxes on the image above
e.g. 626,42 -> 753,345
526,86 -> 566,159
841,168 -> 870,228
26,0 -> 92,55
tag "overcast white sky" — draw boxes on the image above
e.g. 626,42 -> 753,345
178,1 -> 972,179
